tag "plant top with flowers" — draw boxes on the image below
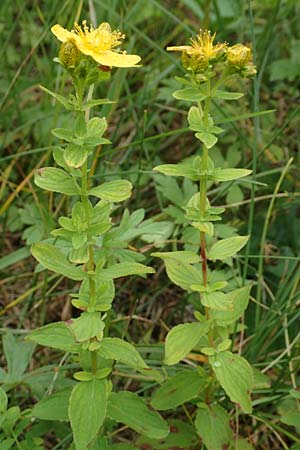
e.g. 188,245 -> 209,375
26,20 -> 169,450
147,29 -> 265,450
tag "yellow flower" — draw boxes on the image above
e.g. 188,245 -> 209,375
51,21 -> 141,68
167,29 -> 227,61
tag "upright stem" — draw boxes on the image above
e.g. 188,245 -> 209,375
200,144 -> 208,288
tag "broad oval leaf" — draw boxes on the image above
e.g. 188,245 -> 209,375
209,351 -> 253,413
214,90 -> 244,100
152,251 -> 200,264
107,391 -> 169,440
26,322 -> 78,352
208,236 -> 249,261
67,312 -> 105,343
69,379 -> 107,450
173,88 -> 207,102
153,164 -> 199,181
195,132 -> 218,149
89,180 -> 132,202
165,322 -> 209,365
211,168 -> 252,182
32,389 -> 71,421
211,286 -> 251,326
151,370 -> 207,410
31,243 -> 86,280
98,338 -> 148,369
200,291 -> 234,311
100,262 -> 155,281
64,145 -> 89,168
164,259 -> 201,291
35,167 -> 80,195
195,404 -> 233,450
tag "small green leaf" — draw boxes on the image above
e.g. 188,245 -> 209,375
209,351 -> 253,413
27,322 -> 78,352
64,145 -> 89,168
164,259 -> 201,291
73,371 -> 94,381
165,322 -> 209,365
69,379 -> 107,450
107,391 -> 169,440
68,312 -> 105,342
31,243 -> 86,280
52,128 -> 75,142
152,251 -> 200,264
173,88 -> 207,102
195,132 -> 218,149
151,370 -> 207,410
214,90 -> 244,100
40,85 -> 73,110
0,387 -> 8,413
195,404 -> 233,450
211,286 -> 251,326
35,167 -> 80,195
100,262 -> 155,280
211,168 -> 252,182
200,291 -> 234,311
208,236 -> 249,260
98,338 -> 148,369
280,412 -> 300,427
89,180 -> 132,202
32,389 -> 71,421
153,164 -> 199,181
83,98 -> 114,110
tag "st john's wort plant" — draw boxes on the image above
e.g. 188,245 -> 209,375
147,30 -> 266,450
25,21 -> 169,449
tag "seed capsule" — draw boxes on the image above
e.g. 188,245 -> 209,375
59,38 -> 80,69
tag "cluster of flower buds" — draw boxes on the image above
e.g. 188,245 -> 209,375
168,29 -> 256,78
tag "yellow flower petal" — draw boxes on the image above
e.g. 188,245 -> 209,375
90,50 -> 141,68
51,24 -> 74,43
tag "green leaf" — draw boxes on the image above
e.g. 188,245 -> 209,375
229,438 -> 254,450
64,145 -> 89,168
0,387 -> 8,413
26,322 -> 78,352
3,332 -> 35,381
69,379 -> 107,450
98,338 -> 148,369
214,90 -> 244,100
32,389 -> 71,421
209,351 -> 253,413
165,322 -> 209,365
68,312 -> 105,342
211,168 -> 252,182
89,180 -> 132,202
100,262 -> 155,280
52,127 -> 75,142
173,88 -> 207,102
40,85 -> 73,110
195,404 -> 233,450
31,243 -> 86,280
208,236 -> 249,260
195,132 -> 218,149
200,291 -> 234,311
83,98 -> 114,110
107,391 -> 169,440
35,167 -> 80,195
164,259 -> 201,291
152,251 -> 200,264
280,412 -> 300,427
151,370 -> 207,410
153,164 -> 199,181
211,286 -> 251,326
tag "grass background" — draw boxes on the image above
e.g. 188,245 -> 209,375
0,0 -> 299,448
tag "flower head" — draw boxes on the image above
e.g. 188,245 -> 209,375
51,21 -> 141,68
167,29 -> 227,61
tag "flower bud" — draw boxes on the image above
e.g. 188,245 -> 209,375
181,52 -> 209,74
227,44 -> 251,68
59,38 -> 80,69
